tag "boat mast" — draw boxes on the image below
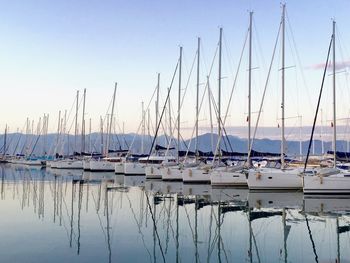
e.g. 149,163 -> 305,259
89,118 -> 92,153
74,90 -> 79,155
100,116 -> 104,154
168,88 -> 172,139
155,73 -> 160,149
332,20 -> 336,168
218,28 -> 223,155
248,12 -> 253,165
281,4 -> 286,167
178,46 -> 183,162
196,37 -> 200,160
106,83 -> 117,157
141,101 -> 144,154
3,125 -> 7,158
81,89 -> 86,153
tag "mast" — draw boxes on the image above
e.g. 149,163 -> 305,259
3,125 -> 7,158
106,83 -> 117,157
218,28 -> 223,153
155,73 -> 160,148
74,90 -> 79,155
141,101 -> 145,154
208,76 -> 214,152
281,4 -> 286,167
177,46 -> 183,162
100,116 -> 104,154
89,118 -> 92,153
81,89 -> 86,153
196,37 -> 200,160
168,88 -> 172,139
332,20 -> 336,168
248,12 -> 253,165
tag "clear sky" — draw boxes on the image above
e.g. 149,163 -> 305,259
0,0 -> 350,140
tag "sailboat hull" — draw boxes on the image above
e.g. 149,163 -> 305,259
89,160 -> 115,172
114,162 -> 124,174
303,174 -> 350,194
145,165 -> 162,179
161,166 -> 184,181
247,168 -> 303,190
210,169 -> 247,187
124,162 -> 145,175
182,167 -> 211,184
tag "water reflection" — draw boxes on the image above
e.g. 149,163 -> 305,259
0,164 -> 350,262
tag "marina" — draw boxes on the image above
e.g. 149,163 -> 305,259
1,164 -> 350,262
1,1 -> 350,262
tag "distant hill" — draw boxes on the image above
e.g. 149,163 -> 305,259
0,132 -> 345,157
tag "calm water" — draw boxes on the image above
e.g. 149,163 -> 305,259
1,164 -> 350,263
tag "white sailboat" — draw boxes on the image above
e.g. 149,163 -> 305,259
57,90 -> 83,169
182,28 -> 224,184
303,21 -> 350,194
247,4 -> 303,190
211,12 -> 253,187
89,84 -> 119,172
145,72 -> 178,179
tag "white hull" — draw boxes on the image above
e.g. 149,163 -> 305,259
115,162 -> 124,174
303,174 -> 350,194
247,168 -> 303,190
89,160 -> 115,172
124,162 -> 145,175
83,160 -> 90,170
56,160 -> 83,169
210,168 -> 247,187
23,160 -> 45,166
145,165 -> 162,179
182,167 -> 211,184
161,166 -> 184,181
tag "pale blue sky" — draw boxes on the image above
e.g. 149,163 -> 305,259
0,0 -> 350,139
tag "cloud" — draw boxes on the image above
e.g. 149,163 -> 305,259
309,60 -> 350,71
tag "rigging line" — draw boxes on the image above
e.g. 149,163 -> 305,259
168,43 -> 219,159
213,28 -> 249,156
207,86 -> 235,156
303,36 -> 333,172
163,49 -> 197,154
147,60 -> 179,158
285,10 -> 313,110
253,17 -> 267,72
223,31 -> 235,76
183,83 -> 209,160
12,120 -> 27,155
247,19 -> 282,164
305,214 -> 319,263
145,192 -> 166,263
127,78 -> 161,156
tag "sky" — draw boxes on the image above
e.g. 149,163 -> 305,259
0,0 -> 350,140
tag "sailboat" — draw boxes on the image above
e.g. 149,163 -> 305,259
247,4 -> 305,190
303,20 -> 350,194
89,84 -> 124,172
211,12 -> 254,187
161,38 -> 201,181
0,125 -> 8,163
56,90 -> 84,169
145,71 -> 178,180
182,28 -> 224,184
